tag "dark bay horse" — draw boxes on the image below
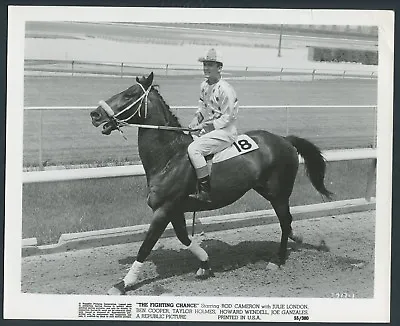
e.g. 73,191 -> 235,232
90,72 -> 332,295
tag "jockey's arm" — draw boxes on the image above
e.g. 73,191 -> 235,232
189,98 -> 206,129
211,89 -> 238,130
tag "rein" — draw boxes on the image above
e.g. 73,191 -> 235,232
121,124 -> 198,132
98,82 -> 199,139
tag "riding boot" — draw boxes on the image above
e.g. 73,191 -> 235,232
189,176 -> 212,203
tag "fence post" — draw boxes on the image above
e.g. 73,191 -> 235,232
342,70 -> 346,79
373,106 -> 377,148
280,68 -> 284,81
365,105 -> 378,201
38,109 -> 43,171
371,71 -> 374,79
166,64 -> 169,76
120,62 -> 124,78
277,24 -> 283,57
365,158 -> 377,202
312,69 -> 316,81
71,60 -> 74,76
286,106 -> 289,135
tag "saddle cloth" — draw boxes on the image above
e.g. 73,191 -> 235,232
206,134 -> 259,163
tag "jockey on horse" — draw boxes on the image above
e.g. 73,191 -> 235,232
188,48 -> 239,203
90,59 -> 332,295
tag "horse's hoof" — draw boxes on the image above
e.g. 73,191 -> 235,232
195,268 -> 215,279
266,262 -> 279,271
107,281 -> 126,295
290,234 -> 303,244
318,239 -> 330,252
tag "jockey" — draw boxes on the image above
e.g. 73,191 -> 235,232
188,48 -> 239,202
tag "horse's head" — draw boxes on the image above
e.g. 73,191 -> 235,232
90,72 -> 154,135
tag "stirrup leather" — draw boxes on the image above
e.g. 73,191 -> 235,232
189,177 -> 212,203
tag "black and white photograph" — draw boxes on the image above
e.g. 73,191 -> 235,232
4,6 -> 393,322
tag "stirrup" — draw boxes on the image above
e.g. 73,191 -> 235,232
189,191 -> 212,203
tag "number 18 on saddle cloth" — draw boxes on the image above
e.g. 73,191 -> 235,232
191,134 -> 259,164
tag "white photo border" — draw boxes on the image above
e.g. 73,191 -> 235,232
4,6 -> 394,322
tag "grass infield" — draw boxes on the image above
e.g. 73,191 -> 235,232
22,76 -> 377,244
23,160 -> 375,245
23,77 -> 377,167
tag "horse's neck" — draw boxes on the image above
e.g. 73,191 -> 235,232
138,94 -> 190,177
145,90 -> 181,127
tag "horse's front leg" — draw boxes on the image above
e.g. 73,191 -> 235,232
171,211 -> 214,279
108,208 -> 170,295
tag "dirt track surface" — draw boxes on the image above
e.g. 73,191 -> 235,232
22,210 -> 375,298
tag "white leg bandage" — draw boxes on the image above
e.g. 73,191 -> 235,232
187,241 -> 208,262
123,261 -> 143,287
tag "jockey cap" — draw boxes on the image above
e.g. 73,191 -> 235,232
198,48 -> 223,65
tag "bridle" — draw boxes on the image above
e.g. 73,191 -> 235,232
97,81 -> 199,139
98,81 -> 151,130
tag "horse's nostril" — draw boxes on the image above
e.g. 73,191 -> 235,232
91,111 -> 100,120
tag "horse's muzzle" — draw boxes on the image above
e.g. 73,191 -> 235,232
90,108 -> 117,135
101,121 -> 115,135
90,107 -> 110,128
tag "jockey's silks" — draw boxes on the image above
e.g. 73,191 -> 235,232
197,78 -> 239,133
188,78 -> 239,170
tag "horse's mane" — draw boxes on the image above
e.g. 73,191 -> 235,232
151,85 -> 182,128
149,85 -> 192,149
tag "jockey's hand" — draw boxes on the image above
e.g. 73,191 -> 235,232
188,117 -> 200,130
200,121 -> 215,133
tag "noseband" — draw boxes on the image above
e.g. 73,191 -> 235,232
98,82 -> 151,129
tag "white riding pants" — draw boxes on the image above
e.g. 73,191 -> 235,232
188,129 -> 237,177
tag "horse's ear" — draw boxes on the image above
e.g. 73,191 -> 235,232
144,72 -> 154,89
136,76 -> 140,83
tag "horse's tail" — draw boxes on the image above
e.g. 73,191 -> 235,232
286,135 -> 333,199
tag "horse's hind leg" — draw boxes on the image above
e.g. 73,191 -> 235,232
254,187 -> 302,266
270,198 -> 295,266
171,211 -> 214,279
270,198 -> 303,244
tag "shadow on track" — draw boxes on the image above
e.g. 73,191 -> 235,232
118,237 -> 339,292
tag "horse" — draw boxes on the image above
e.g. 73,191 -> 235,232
90,72 -> 332,295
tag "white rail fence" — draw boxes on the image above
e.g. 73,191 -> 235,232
25,105 -> 377,110
23,148 -> 376,183
25,59 -> 378,80
23,148 -> 377,201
